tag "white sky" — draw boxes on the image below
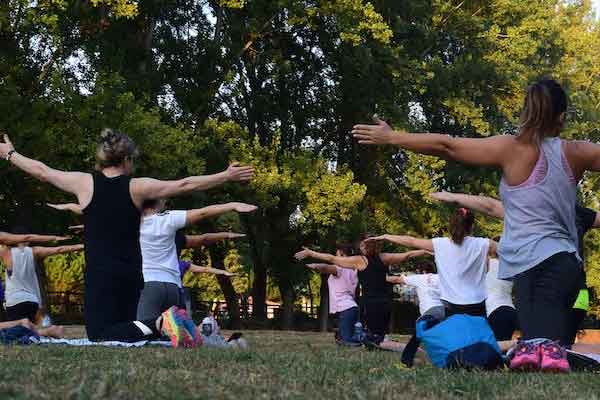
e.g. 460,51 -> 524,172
594,0 -> 600,16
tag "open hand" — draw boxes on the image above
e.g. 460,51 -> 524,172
222,271 -> 238,277
0,134 -> 15,159
226,163 -> 255,182
227,233 -> 246,240
231,203 -> 258,213
294,247 -> 313,261
364,235 -> 388,242
68,225 -> 84,232
352,117 -> 397,145
54,236 -> 71,242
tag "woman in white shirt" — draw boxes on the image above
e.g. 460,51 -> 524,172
368,208 -> 497,318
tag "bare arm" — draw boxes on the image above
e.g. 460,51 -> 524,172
0,232 -> 69,246
184,233 -> 246,248
0,135 -> 92,203
386,275 -> 406,285
352,119 -> 511,167
32,244 -> 84,260
188,264 -> 236,277
294,248 -> 367,271
380,250 -> 433,266
305,263 -> 339,276
564,141 -> 600,180
130,163 -> 254,206
185,203 -> 257,226
0,318 -> 36,331
593,212 -> 600,229
430,192 -> 504,219
368,235 -> 434,252
47,203 -> 83,215
488,240 -> 498,258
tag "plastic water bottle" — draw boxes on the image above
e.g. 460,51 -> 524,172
41,315 -> 52,328
353,322 -> 364,342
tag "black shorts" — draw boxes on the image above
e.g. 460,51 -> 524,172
488,305 -> 519,341
5,301 -> 39,322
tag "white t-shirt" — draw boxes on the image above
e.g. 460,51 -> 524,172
140,210 -> 187,287
402,273 -> 443,315
432,236 -> 489,305
485,258 -> 514,316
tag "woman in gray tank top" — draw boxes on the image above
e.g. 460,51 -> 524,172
352,79 -> 600,359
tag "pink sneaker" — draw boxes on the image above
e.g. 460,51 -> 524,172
540,341 -> 570,373
510,341 -> 541,371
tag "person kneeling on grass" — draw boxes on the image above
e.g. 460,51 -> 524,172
298,243 -> 360,346
295,239 -> 431,345
136,199 -> 256,324
0,229 -> 84,339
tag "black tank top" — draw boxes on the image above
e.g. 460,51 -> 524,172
357,255 -> 393,300
83,172 -> 142,280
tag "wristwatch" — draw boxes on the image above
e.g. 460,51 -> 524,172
6,149 -> 15,161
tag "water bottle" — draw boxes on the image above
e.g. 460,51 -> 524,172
41,315 -> 52,328
353,322 -> 364,342
201,317 -> 213,337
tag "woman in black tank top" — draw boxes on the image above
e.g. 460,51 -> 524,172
295,235 -> 432,344
0,129 -> 253,344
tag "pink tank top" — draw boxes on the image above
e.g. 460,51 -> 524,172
511,144 -> 576,188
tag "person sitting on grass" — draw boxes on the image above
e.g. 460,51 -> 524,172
430,191 -> 599,346
366,208 -> 497,319
295,238 -> 431,345
0,227 -> 83,339
298,243 -> 360,346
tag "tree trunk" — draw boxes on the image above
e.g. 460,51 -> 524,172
207,245 -> 241,330
244,225 -> 267,321
279,282 -> 295,330
319,274 -> 329,332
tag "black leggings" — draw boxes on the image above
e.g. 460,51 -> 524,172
362,298 -> 392,337
5,301 -> 39,322
85,272 -> 157,342
444,301 -> 486,318
514,252 -> 584,346
567,308 -> 587,346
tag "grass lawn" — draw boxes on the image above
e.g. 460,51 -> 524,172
1,328 -> 600,399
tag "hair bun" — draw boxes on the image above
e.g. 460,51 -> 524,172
99,128 -> 118,146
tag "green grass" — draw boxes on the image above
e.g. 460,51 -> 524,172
1,329 -> 600,399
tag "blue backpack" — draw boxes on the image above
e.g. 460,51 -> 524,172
413,314 -> 503,370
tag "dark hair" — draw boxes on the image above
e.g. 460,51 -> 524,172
358,233 -> 382,257
142,198 -> 159,210
418,262 -> 436,274
336,242 -> 355,257
449,208 -> 475,245
95,128 -> 139,170
519,78 -> 567,143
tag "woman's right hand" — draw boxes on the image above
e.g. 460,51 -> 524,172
225,163 -> 255,182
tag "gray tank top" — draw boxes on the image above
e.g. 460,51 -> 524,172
5,247 -> 42,306
498,137 -> 579,279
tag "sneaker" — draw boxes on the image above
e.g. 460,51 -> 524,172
176,308 -> 202,348
540,341 -> 570,373
509,340 -> 541,371
160,306 -> 186,348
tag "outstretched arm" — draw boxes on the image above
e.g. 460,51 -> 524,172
130,163 -> 254,206
367,235 -> 434,252
47,203 -> 83,215
352,118 -> 511,167
294,248 -> 367,271
386,275 -> 406,285
32,244 -> 84,260
380,249 -> 433,266
185,203 -> 257,226
184,233 -> 246,248
188,264 -> 236,277
305,263 -> 339,276
430,192 -> 504,219
0,232 -> 69,246
0,135 -> 92,203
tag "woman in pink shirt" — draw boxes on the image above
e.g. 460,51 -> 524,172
302,244 -> 359,345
